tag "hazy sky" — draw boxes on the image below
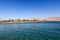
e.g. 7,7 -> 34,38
0,0 -> 60,19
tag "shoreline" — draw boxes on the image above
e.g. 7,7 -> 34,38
0,21 -> 60,24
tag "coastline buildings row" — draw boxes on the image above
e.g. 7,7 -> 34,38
0,18 -> 46,23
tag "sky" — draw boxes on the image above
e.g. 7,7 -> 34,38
0,0 -> 60,19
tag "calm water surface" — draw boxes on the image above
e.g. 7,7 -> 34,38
0,22 -> 60,40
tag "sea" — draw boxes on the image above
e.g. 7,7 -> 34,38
0,22 -> 60,40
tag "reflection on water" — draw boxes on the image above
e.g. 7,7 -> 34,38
0,22 -> 60,40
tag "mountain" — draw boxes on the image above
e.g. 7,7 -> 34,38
45,17 -> 60,21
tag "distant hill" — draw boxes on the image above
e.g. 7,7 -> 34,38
45,17 -> 60,21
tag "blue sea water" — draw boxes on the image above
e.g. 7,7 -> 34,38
0,22 -> 60,40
